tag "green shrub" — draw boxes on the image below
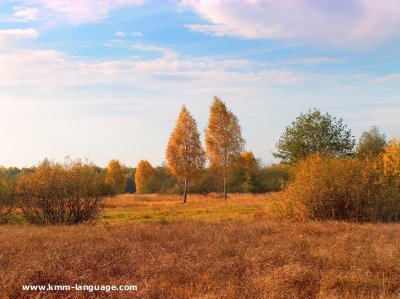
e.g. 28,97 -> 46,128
261,163 -> 291,192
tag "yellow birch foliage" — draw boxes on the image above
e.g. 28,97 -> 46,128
382,138 -> 400,182
205,96 -> 244,198
241,151 -> 258,173
105,160 -> 126,194
205,97 -> 245,168
166,105 -> 205,183
135,160 -> 154,194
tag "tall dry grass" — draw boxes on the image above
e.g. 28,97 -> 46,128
1,221 -> 399,298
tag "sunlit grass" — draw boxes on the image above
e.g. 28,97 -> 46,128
101,193 -> 279,224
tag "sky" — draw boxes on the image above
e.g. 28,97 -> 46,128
1,0 -> 400,168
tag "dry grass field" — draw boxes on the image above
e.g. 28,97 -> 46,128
1,194 -> 400,298
101,193 -> 278,223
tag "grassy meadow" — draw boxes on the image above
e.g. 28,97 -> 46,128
101,193 -> 277,224
1,193 -> 400,298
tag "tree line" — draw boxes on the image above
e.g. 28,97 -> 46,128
0,96 -> 399,223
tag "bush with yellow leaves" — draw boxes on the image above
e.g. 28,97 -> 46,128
275,153 -> 400,222
15,159 -> 112,225
0,178 -> 12,224
382,138 -> 400,184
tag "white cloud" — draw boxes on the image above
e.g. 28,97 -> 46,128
132,43 -> 179,60
370,73 -> 400,84
12,0 -> 145,24
181,0 -> 400,49
1,35 -> 399,167
259,57 -> 348,67
0,28 -> 39,48
0,41 -> 311,167
0,40 -> 309,88
286,57 -> 348,65
13,7 -> 39,21
114,31 -> 126,37
132,31 -> 143,37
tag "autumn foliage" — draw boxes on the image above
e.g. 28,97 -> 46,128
106,159 -> 127,194
0,178 -> 12,223
135,160 -> 154,194
0,101 -> 399,225
205,97 -> 244,199
382,138 -> 400,183
166,105 -> 205,203
14,159 -> 111,225
275,154 -> 400,222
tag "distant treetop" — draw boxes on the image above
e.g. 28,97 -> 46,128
273,108 -> 355,163
357,126 -> 387,158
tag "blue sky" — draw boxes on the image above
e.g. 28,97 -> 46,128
1,0 -> 400,168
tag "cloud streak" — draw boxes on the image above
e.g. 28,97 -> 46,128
114,31 -> 126,37
182,0 -> 400,49
9,0 -> 145,24
0,43 -> 309,88
12,7 -> 39,22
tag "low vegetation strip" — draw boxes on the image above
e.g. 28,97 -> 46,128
1,221 -> 399,298
101,193 -> 276,223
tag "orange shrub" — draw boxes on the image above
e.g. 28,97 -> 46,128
275,154 -> 400,222
135,160 -> 154,194
14,159 -> 112,225
0,178 -> 12,224
105,159 -> 126,194
382,138 -> 400,183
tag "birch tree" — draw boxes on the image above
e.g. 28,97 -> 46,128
166,105 -> 205,203
205,96 -> 245,200
135,160 -> 154,194
105,159 -> 126,194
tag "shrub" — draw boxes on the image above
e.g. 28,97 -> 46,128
134,160 -> 154,194
14,159 -> 112,225
190,168 -> 221,194
275,154 -> 400,222
382,138 -> 400,184
105,159 -> 126,194
260,163 -> 291,192
356,126 -> 387,158
0,178 -> 13,224
145,165 -> 177,194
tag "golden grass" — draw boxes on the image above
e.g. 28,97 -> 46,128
1,220 -> 400,298
101,193 -> 278,223
2,194 -> 400,298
